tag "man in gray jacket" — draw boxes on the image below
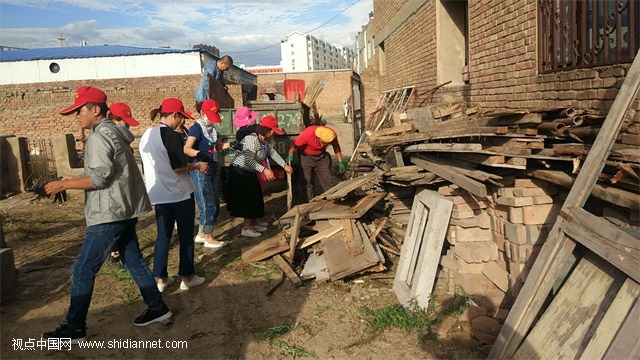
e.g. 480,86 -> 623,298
43,86 -> 172,343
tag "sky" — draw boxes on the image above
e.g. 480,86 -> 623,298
0,0 -> 373,66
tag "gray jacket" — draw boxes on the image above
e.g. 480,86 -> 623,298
83,119 -> 151,226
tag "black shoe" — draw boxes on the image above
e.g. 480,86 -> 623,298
133,305 -> 172,327
109,251 -> 120,263
42,324 -> 87,344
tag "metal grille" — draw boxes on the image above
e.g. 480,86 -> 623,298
539,0 -> 639,73
24,138 -> 57,188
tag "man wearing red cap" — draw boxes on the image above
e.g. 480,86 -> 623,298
43,86 -> 172,343
287,125 -> 345,202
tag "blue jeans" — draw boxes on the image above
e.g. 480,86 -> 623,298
189,165 -> 220,234
153,195 -> 196,279
66,218 -> 165,330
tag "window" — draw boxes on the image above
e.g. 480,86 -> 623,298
539,0 -> 639,73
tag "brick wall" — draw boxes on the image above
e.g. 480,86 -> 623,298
255,70 -> 353,117
0,75 -> 244,141
368,0 -> 638,113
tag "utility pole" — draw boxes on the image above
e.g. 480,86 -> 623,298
57,33 -> 65,47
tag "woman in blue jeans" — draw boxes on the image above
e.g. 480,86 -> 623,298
140,97 -> 209,292
184,99 -> 230,249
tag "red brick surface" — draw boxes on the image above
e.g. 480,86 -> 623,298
365,0 -> 640,113
0,75 -> 243,140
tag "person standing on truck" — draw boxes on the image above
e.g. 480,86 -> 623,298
194,55 -> 234,110
43,86 -> 172,343
139,97 -> 209,292
183,99 -> 229,249
287,125 -> 346,202
228,116 -> 292,237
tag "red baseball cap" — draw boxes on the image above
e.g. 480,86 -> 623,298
109,102 -> 140,126
160,98 -> 194,120
60,86 -> 107,115
260,116 -> 284,135
202,99 -> 222,123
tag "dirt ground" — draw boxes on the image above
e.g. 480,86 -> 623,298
0,185 -> 486,360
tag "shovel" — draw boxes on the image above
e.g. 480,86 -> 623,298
286,159 -> 292,210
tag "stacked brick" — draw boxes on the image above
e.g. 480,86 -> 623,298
436,178 -> 562,343
488,178 -> 560,299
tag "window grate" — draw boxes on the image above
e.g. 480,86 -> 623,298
538,0 -> 639,73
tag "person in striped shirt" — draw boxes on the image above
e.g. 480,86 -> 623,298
227,116 -> 292,237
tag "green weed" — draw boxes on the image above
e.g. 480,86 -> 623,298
359,298 -> 438,344
275,341 -> 316,359
441,287 -> 470,318
265,323 -> 295,343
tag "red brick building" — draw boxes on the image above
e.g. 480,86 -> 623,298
361,0 -> 639,117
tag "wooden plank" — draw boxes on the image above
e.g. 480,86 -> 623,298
309,192 -> 387,220
528,169 -> 640,209
273,254 -> 302,286
393,189 -> 453,308
582,279 -> 640,359
561,207 -> 640,282
410,156 -> 488,197
322,229 -> 380,281
241,235 -> 288,263
370,123 -> 415,137
288,209 -> 301,260
514,253 -> 624,359
275,201 -> 327,225
299,224 -> 343,249
404,143 -> 483,152
490,53 -> 640,359
310,172 -> 382,202
603,295 -> 640,360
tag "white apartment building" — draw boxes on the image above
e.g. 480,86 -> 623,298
280,31 -> 354,72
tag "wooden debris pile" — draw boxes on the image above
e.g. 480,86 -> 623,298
241,173 -> 393,287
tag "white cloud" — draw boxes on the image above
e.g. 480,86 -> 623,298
0,0 -> 373,65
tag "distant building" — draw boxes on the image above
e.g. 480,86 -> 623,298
245,65 -> 283,74
0,45 -> 254,85
355,12 -> 375,74
280,31 -> 354,72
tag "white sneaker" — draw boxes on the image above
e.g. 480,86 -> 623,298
157,277 -> 175,293
256,219 -> 269,227
204,240 -> 227,249
253,225 -> 267,232
180,275 -> 205,290
195,234 -> 206,244
241,228 -> 262,238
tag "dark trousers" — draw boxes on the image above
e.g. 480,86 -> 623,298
153,195 -> 196,279
66,218 -> 165,329
300,152 -> 333,202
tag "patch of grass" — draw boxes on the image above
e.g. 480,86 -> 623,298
359,298 -> 438,344
241,261 -> 280,280
441,287 -> 470,318
265,323 -> 295,343
359,287 -> 471,345
275,341 -> 316,359
251,323 -> 296,343
104,262 -> 140,304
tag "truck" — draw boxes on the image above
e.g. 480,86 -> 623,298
213,98 -> 313,202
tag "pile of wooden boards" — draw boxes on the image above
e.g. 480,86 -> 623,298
353,104 -> 640,210
240,173 -> 391,286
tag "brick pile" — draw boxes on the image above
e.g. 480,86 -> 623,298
436,178 -> 563,343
